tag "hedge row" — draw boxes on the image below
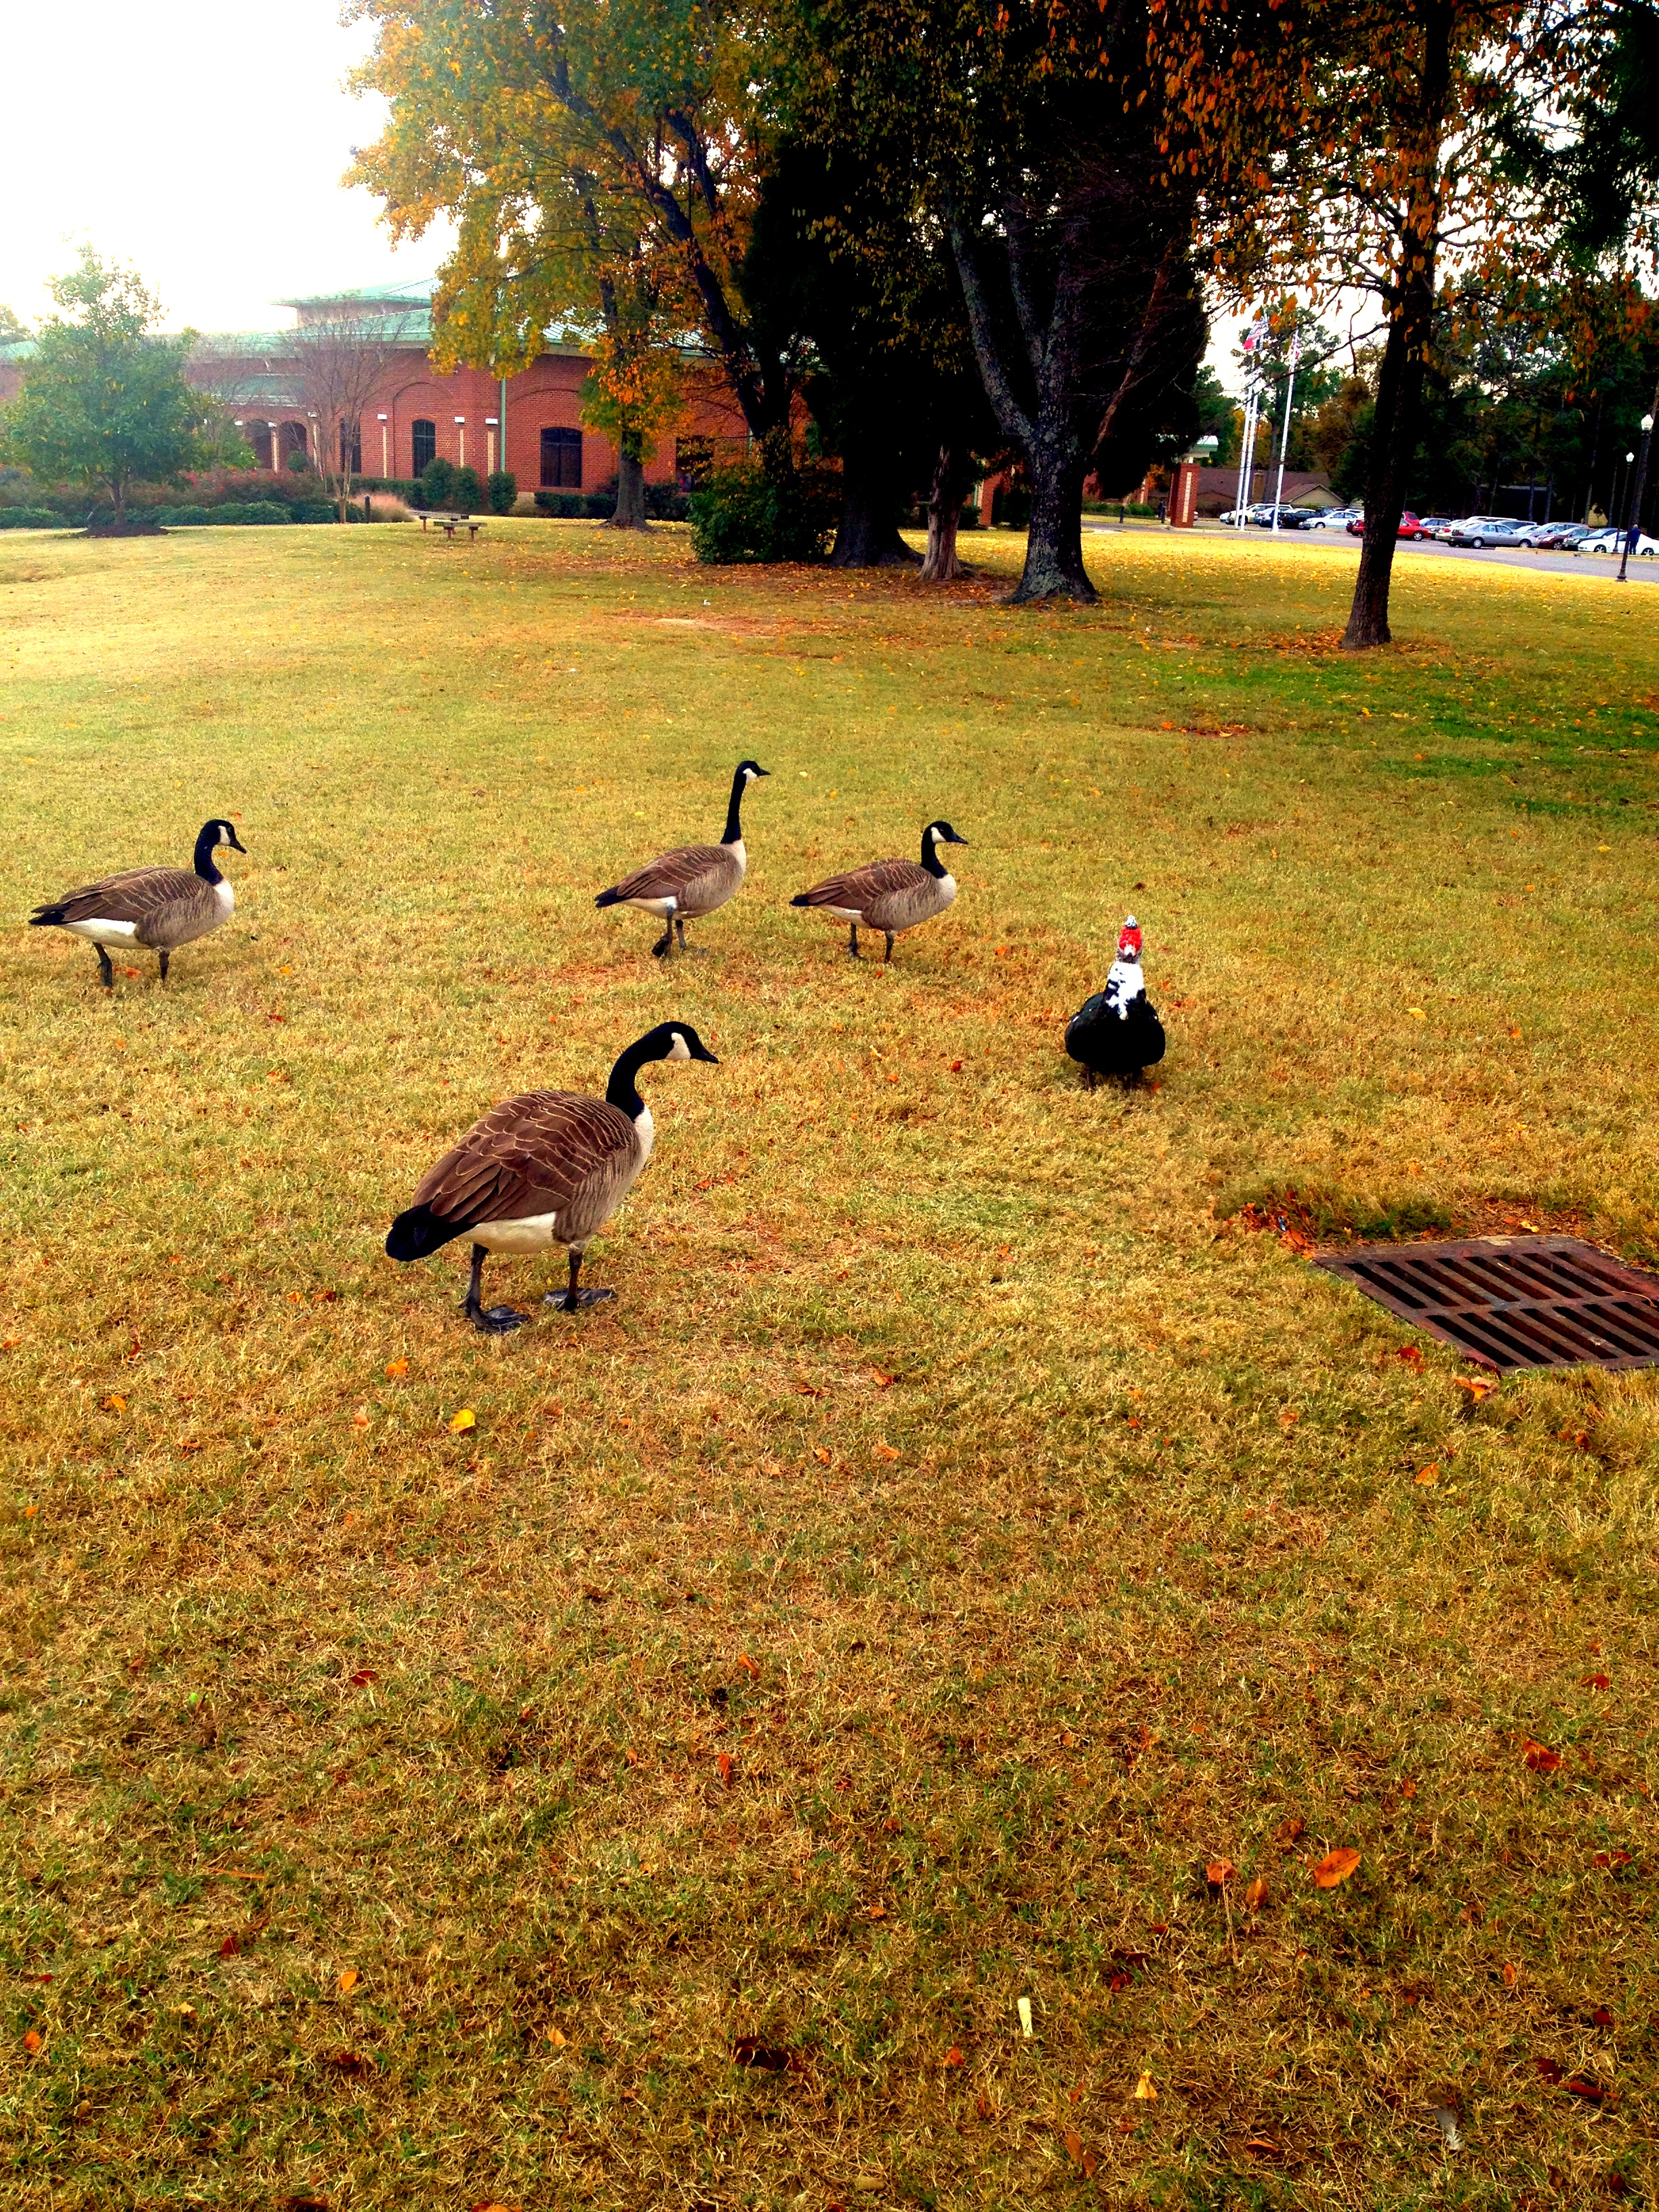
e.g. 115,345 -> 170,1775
0,508 -> 65,530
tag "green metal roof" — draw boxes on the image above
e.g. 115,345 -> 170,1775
273,278 -> 436,309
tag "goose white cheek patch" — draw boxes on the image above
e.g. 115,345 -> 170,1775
668,1033 -> 691,1061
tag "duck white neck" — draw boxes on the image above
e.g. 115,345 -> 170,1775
1104,955 -> 1143,1016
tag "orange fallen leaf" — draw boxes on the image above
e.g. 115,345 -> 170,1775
1503,1961 -> 1519,1986
1274,1815 -> 1305,1847
1132,2072 -> 1158,2100
337,1968 -> 359,1994
384,1358 -> 409,1378
949,1059 -> 963,1071
102,1393 -> 126,1414
1399,1779 -> 1418,1799
1064,2128 -> 1084,2165
1206,1859 -> 1235,1887
546,2026 -> 567,2046
1414,1466 -> 1439,1486
870,1369 -> 895,1387
943,2047 -> 964,2067
1244,1875 -> 1268,1910
470,2202 -> 520,2212
1523,1740 -> 1562,1774
1310,1847 -> 1361,1889
1393,1344 -> 1424,1371
1581,1673 -> 1610,1690
349,1668 -> 378,1688
1453,1374 -> 1497,1400
449,1408 -> 476,1433
718,1752 -> 735,1787
873,1442 -> 900,1462
23,2030 -> 41,2053
736,1653 -> 761,1679
813,1445 -> 832,1465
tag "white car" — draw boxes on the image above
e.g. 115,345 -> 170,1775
1301,508 -> 1357,531
1576,528 -> 1659,556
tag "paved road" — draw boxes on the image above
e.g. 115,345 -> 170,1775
1082,518 -> 1659,586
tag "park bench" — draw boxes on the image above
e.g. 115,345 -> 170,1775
414,510 -> 488,543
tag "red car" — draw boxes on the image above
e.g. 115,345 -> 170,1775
1345,510 -> 1431,539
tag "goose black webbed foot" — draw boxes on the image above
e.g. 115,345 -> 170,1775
651,930 -> 674,958
468,1301 -> 531,1334
96,946 -> 115,990
543,1286 -> 616,1311
463,1244 -> 529,1333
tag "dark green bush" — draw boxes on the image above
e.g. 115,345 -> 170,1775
487,470 -> 518,515
211,501 -> 292,526
0,507 -> 64,529
291,501 -> 338,525
154,504 -> 213,526
533,491 -> 586,517
418,456 -> 458,510
451,464 -> 485,513
645,483 -> 691,522
688,461 -> 836,564
583,490 -> 615,518
990,484 -> 1032,527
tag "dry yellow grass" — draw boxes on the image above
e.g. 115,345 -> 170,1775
1,517 -> 1656,2209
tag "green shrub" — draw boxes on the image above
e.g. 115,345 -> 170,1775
644,483 -> 691,522
285,449 -> 314,474
210,501 -> 291,526
533,491 -> 586,518
487,470 -> 517,515
291,501 -> 338,525
687,461 -> 837,564
0,506 -> 64,529
583,489 -> 615,518
154,504 -> 213,526
418,456 -> 458,510
450,464 -> 485,514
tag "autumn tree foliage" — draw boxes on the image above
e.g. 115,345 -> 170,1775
347,0 -> 793,493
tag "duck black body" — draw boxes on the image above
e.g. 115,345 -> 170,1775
1066,915 -> 1166,1089
386,1021 -> 719,1331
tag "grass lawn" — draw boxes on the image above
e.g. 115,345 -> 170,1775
1,516 -> 1656,2211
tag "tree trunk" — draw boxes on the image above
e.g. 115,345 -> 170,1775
608,445 -> 649,530
920,443 -> 972,583
830,443 -> 918,567
1010,418 -> 1095,604
1343,3 -> 1449,651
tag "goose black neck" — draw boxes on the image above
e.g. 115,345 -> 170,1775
192,827 -> 225,886
920,827 -> 947,879
606,1035 -> 657,1118
721,769 -> 749,846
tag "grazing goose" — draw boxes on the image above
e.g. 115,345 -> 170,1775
385,1020 -> 719,1332
1065,915 -> 1166,1089
594,760 -> 770,957
28,818 -> 247,989
790,819 -> 968,962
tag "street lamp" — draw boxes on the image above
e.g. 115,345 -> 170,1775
1618,413 -> 1656,583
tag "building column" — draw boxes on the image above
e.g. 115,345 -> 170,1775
455,417 -> 466,469
267,423 -> 280,474
378,414 -> 389,478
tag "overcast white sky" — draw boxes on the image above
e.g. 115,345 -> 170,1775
3,0 -> 453,335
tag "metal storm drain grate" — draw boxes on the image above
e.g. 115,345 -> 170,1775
1313,1236 -> 1659,1373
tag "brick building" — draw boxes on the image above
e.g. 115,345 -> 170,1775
1,279 -> 750,497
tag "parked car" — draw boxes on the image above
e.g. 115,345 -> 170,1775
1345,510 -> 1431,539
1527,522 -> 1591,549
1445,518 -> 1528,548
1250,503 -> 1313,528
1576,527 -> 1659,556
1302,508 -> 1359,531
1416,517 -> 1455,536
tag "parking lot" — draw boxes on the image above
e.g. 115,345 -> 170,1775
1081,513 -> 1659,583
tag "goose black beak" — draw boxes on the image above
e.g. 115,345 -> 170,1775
691,1042 -> 720,1064
226,830 -> 248,853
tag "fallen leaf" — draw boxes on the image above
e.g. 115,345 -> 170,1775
1244,2137 -> 1282,2160
337,1968 -> 359,1994
1563,2076 -> 1607,2103
322,2049 -> 373,2079
384,1358 -> 409,1378
1273,1815 -> 1305,1847
1502,1961 -> 1518,1986
1592,2006 -> 1616,2028
1132,2071 -> 1158,2100
22,2030 -> 41,2053
873,1442 -> 900,1462
1535,2057 -> 1564,2083
736,1653 -> 761,1679
1393,1344 -> 1424,1370
813,1445 -> 833,1465
1453,1374 -> 1497,1400
1593,1849 -> 1633,1869
949,1059 -> 963,1071
1205,1859 -> 1235,1887
1244,1875 -> 1268,1911
449,1408 -> 476,1433
546,2026 -> 567,2047
1407,1006 -> 1427,1019
102,1393 -> 126,1414
870,1369 -> 895,1387
1310,1847 -> 1361,1889
1581,1673 -> 1610,1690
349,1668 -> 379,1688
1414,1467 -> 1439,1486
1064,2128 -> 1084,2165
943,2047 -> 964,2067
1399,1779 -> 1418,1799
717,1752 -> 735,1788
1523,1740 -> 1562,1774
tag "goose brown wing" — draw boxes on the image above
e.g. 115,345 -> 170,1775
794,857 -> 926,915
609,842 -> 734,908
411,1090 -> 638,1231
32,865 -> 207,943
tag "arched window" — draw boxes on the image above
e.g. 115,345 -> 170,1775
411,419 -> 436,475
541,427 -> 583,489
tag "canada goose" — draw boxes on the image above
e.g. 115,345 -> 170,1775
790,820 -> 968,961
385,1020 -> 719,1332
1065,915 -> 1166,1089
28,818 -> 247,988
594,760 -> 770,956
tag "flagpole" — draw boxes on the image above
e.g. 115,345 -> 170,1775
1234,386 -> 1253,527
1271,323 -> 1300,531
